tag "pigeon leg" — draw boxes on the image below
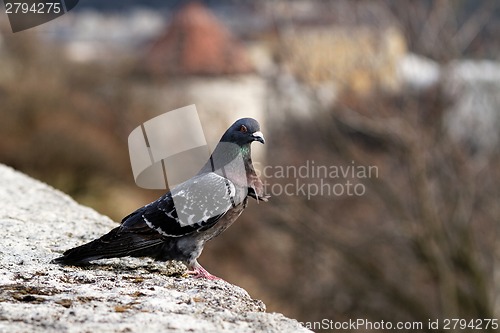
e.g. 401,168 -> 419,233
186,262 -> 222,280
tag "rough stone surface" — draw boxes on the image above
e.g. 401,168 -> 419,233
0,164 -> 310,333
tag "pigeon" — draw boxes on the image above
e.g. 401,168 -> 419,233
53,118 -> 268,280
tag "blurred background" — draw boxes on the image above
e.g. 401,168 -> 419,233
0,0 -> 499,331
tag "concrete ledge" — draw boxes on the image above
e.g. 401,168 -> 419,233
0,164 -> 310,333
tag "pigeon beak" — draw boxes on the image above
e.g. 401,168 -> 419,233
252,131 -> 265,144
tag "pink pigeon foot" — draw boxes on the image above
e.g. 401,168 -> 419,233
186,263 -> 222,281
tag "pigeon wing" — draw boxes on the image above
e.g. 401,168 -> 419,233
120,173 -> 241,238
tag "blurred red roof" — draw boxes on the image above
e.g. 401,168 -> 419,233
144,2 -> 253,76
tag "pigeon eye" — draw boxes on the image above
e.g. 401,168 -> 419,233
239,125 -> 248,133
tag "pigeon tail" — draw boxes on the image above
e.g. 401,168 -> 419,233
52,227 -> 163,265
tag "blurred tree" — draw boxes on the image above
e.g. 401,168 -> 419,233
231,87 -> 498,332
0,31 -> 152,218
386,0 -> 500,61
209,1 -> 500,331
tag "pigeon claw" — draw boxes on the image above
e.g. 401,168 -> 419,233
186,263 -> 222,281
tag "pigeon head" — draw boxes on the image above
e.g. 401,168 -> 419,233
200,118 -> 265,176
220,118 -> 265,146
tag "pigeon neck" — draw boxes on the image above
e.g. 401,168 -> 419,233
239,144 -> 251,159
199,142 -> 254,184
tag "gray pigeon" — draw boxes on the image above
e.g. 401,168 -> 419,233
53,118 -> 268,280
